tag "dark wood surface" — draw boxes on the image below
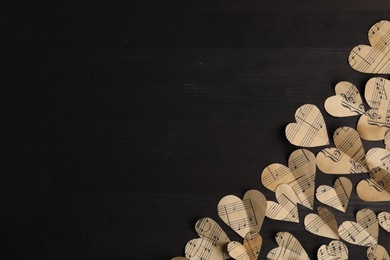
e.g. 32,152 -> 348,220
2,2 -> 390,259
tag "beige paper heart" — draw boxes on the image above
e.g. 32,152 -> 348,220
378,212 -> 390,232
266,184 -> 299,223
316,177 -> 352,212
317,240 -> 348,260
304,206 -> 339,239
338,208 -> 378,247
348,20 -> 390,74
325,81 -> 365,117
285,104 -> 329,147
266,232 -> 309,260
227,232 -> 262,260
261,149 -> 316,209
316,127 -> 368,174
217,190 -> 266,238
367,244 -> 389,260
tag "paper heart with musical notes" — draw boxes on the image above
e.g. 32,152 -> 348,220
316,177 -> 352,212
304,207 -> 339,239
285,104 -> 329,147
348,20 -> 390,74
227,232 -> 262,260
378,212 -> 390,232
325,81 -> 365,117
367,244 -> 390,260
266,232 -> 309,260
338,208 -> 378,247
317,240 -> 348,260
184,217 -> 230,260
266,184 -> 299,223
316,127 -> 368,174
217,190 -> 266,238
261,149 -> 316,209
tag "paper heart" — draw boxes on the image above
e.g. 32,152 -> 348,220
217,190 -> 266,238
367,244 -> 390,260
261,149 -> 316,209
266,232 -> 309,260
227,232 -> 262,260
338,208 -> 378,247
378,212 -> 390,232
316,177 -> 352,212
304,206 -> 339,239
317,240 -> 348,260
385,131 -> 390,151
266,184 -> 299,223
325,81 -> 365,117
316,127 -> 368,174
184,217 -> 230,260
285,104 -> 329,147
348,20 -> 390,74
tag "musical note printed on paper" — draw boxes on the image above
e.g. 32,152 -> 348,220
304,207 -> 339,239
378,212 -> 390,232
348,20 -> 390,74
316,177 -> 352,212
286,104 -> 329,147
266,184 -> 299,223
266,232 -> 309,260
261,149 -> 316,209
227,232 -> 262,260
217,190 -> 266,238
367,244 -> 389,260
317,240 -> 348,260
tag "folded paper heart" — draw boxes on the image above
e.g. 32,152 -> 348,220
316,127 -> 368,174
185,217 -> 230,260
266,184 -> 299,223
266,231 -> 309,260
378,212 -> 390,232
348,20 -> 390,74
317,240 -> 348,260
217,190 -> 266,238
367,244 -> 389,260
304,206 -> 339,239
316,177 -> 352,212
325,81 -> 365,117
285,104 -> 329,147
227,232 -> 262,260
338,208 -> 378,247
261,149 -> 316,209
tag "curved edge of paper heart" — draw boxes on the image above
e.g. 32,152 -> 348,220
260,163 -> 291,191
357,114 -> 388,141
316,148 -> 352,174
356,178 -> 390,202
172,257 -> 190,260
378,212 -> 390,232
304,213 -> 339,239
317,240 -> 348,260
367,244 -> 390,260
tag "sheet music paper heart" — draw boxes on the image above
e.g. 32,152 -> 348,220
285,104 -> 329,147
266,232 -> 309,260
378,212 -> 390,232
217,190 -> 266,238
367,244 -> 390,260
317,240 -> 348,260
261,149 -> 316,209
304,206 -> 339,239
348,20 -> 390,74
316,177 -> 352,212
338,208 -> 378,247
325,81 -> 365,117
184,217 -> 230,260
316,127 -> 368,174
266,184 -> 299,223
227,232 -> 262,260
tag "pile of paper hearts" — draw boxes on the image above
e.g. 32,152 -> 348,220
172,20 -> 390,260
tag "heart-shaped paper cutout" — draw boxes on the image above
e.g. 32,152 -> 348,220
285,104 -> 329,147
185,217 -> 230,260
266,231 -> 309,260
367,244 -> 390,260
261,149 -> 316,209
338,208 -> 378,247
316,177 -> 352,212
348,20 -> 390,74
325,81 -> 365,117
304,206 -> 339,239
227,232 -> 262,260
217,190 -> 266,238
266,184 -> 299,223
317,240 -> 348,260
317,127 -> 368,174
378,212 -> 390,232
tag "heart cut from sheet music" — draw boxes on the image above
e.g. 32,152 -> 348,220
378,212 -> 390,232
304,206 -> 339,239
285,104 -> 329,147
316,177 -> 352,212
317,240 -> 348,260
266,232 -> 309,260
367,244 -> 390,260
261,149 -> 316,209
348,20 -> 390,74
338,208 -> 378,247
316,127 -> 368,174
227,232 -> 262,260
266,184 -> 299,223
217,190 -> 266,238
184,217 -> 230,260
324,81 -> 365,117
